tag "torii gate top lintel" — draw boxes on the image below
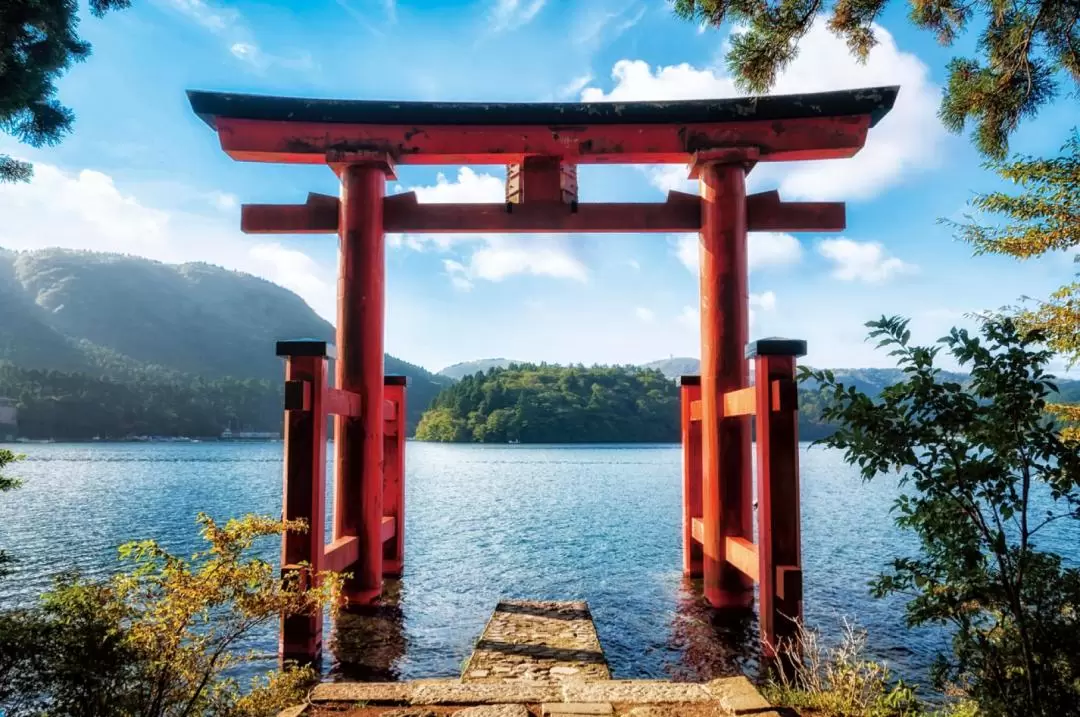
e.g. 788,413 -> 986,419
186,86 -> 898,167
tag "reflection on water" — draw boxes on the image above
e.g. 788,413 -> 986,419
666,579 -> 758,682
330,580 -> 408,681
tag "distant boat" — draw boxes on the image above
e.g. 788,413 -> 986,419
508,439 -> 520,445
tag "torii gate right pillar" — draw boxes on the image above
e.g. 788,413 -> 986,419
698,161 -> 754,608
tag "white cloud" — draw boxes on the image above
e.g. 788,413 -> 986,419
751,233 -> 803,269
749,290 -> 777,326
581,19 -> 943,201
677,305 -> 698,328
573,4 -> 646,48
164,0 -> 238,32
0,161 -> 337,320
750,291 -> 777,312
395,168 -> 588,285
491,0 -> 546,32
673,232 -> 802,273
469,236 -> 587,282
443,259 -> 474,291
635,307 -> 655,322
582,60 -> 734,102
642,165 -> 695,195
230,42 -> 258,60
817,238 -> 915,282
412,168 -> 504,203
164,0 -> 314,71
557,74 -> 594,99
210,191 -> 238,211
627,259 -> 640,271
248,243 -> 333,304
673,292 -> 776,333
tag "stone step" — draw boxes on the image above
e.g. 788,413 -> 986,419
310,676 -> 770,711
461,600 -> 611,684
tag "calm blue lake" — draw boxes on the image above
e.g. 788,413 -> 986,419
0,442 -> 1073,686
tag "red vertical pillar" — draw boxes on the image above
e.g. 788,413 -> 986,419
750,338 -> 806,655
277,339 -> 330,664
335,163 -> 387,604
382,376 -> 406,577
680,376 -> 703,577
699,161 -> 754,608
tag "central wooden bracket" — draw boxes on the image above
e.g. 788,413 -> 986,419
688,147 -> 761,179
506,156 -> 578,205
326,151 -> 397,180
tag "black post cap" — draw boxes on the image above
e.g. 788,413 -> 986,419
679,375 -> 701,386
384,375 -> 408,386
745,337 -> 807,359
275,339 -> 337,359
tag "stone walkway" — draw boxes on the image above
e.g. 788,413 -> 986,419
282,599 -> 781,717
461,601 -> 611,684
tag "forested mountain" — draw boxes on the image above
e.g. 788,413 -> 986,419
0,249 -> 448,436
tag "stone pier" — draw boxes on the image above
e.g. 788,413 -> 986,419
461,600 -> 611,684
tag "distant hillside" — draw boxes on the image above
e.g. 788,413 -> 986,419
0,248 -> 447,433
642,357 -> 700,380
638,356 -> 1080,399
438,358 -> 521,380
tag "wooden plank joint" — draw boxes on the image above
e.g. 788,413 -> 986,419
725,536 -> 759,583
325,387 -> 362,417
691,518 -> 704,545
689,399 -> 702,422
284,380 -> 311,411
776,565 -> 802,602
722,386 -> 756,418
323,536 -> 360,573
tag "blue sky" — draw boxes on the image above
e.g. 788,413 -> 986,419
1,0 -> 1076,374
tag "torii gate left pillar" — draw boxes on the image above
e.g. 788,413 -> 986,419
335,159 -> 391,604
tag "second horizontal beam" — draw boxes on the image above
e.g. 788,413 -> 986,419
242,191 -> 844,235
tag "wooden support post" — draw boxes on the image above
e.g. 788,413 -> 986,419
335,163 -> 388,605
699,161 -> 754,609
276,339 -> 331,664
382,375 -> 406,577
681,376 -> 703,577
749,338 -> 807,656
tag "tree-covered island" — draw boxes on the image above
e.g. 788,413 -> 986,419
415,363 -> 841,443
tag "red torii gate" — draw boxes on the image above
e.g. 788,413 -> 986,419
188,86 -> 897,663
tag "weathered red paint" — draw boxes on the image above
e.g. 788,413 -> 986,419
745,190 -> 846,232
279,351 -> 328,664
213,115 -> 872,165
334,163 -> 387,605
323,535 -> 360,574
680,378 -> 703,578
754,353 -> 803,656
698,162 -> 754,609
382,377 -> 406,577
324,386 -> 363,417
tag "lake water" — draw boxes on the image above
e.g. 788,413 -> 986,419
0,442 -> 1073,687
